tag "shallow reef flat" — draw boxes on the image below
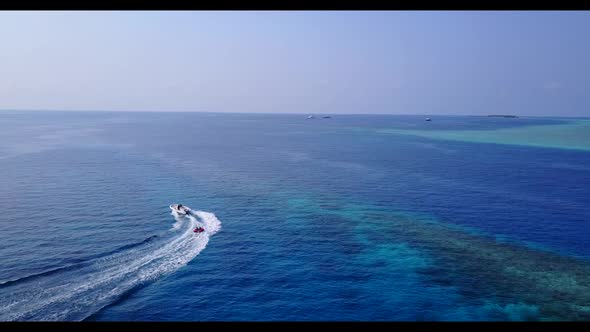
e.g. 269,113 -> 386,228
377,120 -> 590,152
291,197 -> 590,321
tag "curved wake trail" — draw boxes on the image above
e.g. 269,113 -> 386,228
0,209 -> 221,321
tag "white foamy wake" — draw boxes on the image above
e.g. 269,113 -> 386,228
0,208 -> 221,321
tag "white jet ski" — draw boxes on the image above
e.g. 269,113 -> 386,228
170,203 -> 191,216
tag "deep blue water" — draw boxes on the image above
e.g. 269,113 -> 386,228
1,111 -> 589,321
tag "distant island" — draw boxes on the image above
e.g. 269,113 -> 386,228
487,115 -> 519,118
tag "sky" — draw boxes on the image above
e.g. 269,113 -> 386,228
0,11 -> 589,116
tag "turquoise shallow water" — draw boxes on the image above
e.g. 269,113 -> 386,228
1,111 -> 590,321
377,118 -> 590,151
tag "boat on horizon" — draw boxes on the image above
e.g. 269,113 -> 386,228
487,114 -> 519,118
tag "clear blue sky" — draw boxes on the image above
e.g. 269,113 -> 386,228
1,11 -> 589,116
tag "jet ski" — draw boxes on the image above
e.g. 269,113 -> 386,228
193,227 -> 205,233
170,203 -> 191,216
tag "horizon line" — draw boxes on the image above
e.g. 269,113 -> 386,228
0,108 -> 587,119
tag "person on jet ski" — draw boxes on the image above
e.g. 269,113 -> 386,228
177,204 -> 190,214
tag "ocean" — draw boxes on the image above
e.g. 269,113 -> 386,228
1,111 -> 589,321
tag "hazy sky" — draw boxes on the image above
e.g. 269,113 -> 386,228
1,11 -> 589,116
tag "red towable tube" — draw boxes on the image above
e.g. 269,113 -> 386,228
193,227 -> 205,233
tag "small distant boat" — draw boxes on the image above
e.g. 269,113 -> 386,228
487,114 -> 518,118
322,116 -> 332,119
170,203 -> 191,216
307,115 -> 315,119
425,117 -> 432,121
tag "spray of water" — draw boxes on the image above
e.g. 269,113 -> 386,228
0,207 -> 221,321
